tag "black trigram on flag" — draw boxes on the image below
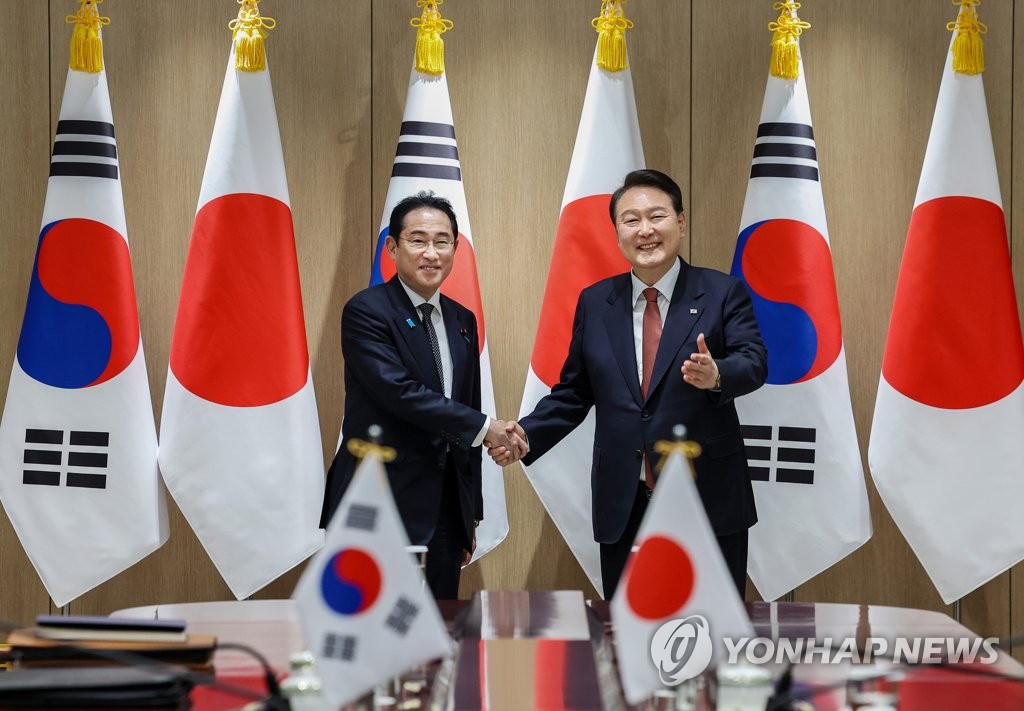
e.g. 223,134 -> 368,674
391,121 -> 461,182
742,424 -> 815,485
49,120 -> 119,180
385,596 -> 419,636
321,632 -> 357,662
750,122 -> 818,182
22,429 -> 110,489
345,503 -> 378,532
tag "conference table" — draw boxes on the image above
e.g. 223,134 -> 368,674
104,592 -> 1024,710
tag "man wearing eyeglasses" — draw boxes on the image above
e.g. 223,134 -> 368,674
321,191 -> 522,599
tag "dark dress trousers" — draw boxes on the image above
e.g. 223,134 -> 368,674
321,276 -> 485,590
519,258 -> 767,596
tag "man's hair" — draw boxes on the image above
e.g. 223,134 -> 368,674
388,191 -> 459,242
609,169 -> 685,222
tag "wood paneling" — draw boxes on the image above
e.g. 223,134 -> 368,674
0,0 -> 53,625
0,0 -> 1020,651
41,0 -> 370,615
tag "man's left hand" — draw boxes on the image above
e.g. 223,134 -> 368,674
682,332 -> 720,390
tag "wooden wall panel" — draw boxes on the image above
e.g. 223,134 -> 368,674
805,0 -> 1013,646
370,0 -> 690,597
37,0 -> 371,614
692,0 -> 1014,643
0,0 -> 1021,648
0,0 -> 53,625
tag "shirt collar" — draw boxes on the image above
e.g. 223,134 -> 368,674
397,277 -> 442,312
631,257 -> 681,306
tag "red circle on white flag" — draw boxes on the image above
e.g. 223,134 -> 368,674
625,535 -> 695,620
884,196 -> 1024,408
170,193 -> 309,406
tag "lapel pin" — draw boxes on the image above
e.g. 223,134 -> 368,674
406,318 -> 416,328
689,308 -> 698,315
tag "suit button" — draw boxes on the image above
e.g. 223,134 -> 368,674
641,409 -> 651,420
635,449 -> 643,459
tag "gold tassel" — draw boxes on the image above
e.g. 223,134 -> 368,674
411,0 -> 453,75
65,0 -> 109,73
592,0 -> 633,72
768,1 -> 810,80
229,0 -> 277,72
947,0 -> 987,75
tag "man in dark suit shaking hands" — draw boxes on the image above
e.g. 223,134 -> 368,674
494,170 -> 767,599
322,191 -> 521,599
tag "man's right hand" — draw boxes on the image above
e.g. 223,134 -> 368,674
486,420 -> 528,466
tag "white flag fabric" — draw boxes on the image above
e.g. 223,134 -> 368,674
868,38 -> 1024,604
611,450 -> 754,705
293,450 -> 451,709
159,44 -> 324,599
0,60 -> 167,606
519,49 -> 644,596
730,54 -> 871,601
368,66 -> 508,563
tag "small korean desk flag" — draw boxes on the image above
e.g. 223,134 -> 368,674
611,434 -> 754,705
159,2 -> 324,599
368,1 -> 508,563
519,0 -> 644,597
0,1 -> 167,607
293,439 -> 451,709
869,1 -> 1024,603
731,2 -> 871,601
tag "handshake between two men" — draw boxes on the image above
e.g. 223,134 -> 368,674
483,420 -> 528,467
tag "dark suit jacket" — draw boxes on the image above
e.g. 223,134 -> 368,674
520,258 -> 767,545
320,276 -> 486,547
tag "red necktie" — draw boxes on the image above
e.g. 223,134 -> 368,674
641,287 -> 661,489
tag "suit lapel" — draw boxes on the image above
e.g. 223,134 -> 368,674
646,260 -> 703,401
441,295 -> 468,400
602,275 -> 644,408
386,277 -> 443,393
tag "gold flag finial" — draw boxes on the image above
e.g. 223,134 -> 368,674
768,1 -> 810,80
592,0 -> 633,72
411,1 -> 453,76
229,0 -> 277,72
653,425 -> 702,475
947,0 -> 986,75
65,0 -> 109,73
347,439 -> 398,463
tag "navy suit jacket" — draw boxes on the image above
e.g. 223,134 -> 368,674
520,258 -> 767,545
320,276 -> 486,547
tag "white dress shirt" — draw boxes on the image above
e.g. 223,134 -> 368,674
629,259 -> 680,480
397,278 -> 489,447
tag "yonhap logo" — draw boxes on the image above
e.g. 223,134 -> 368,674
650,615 -> 714,685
